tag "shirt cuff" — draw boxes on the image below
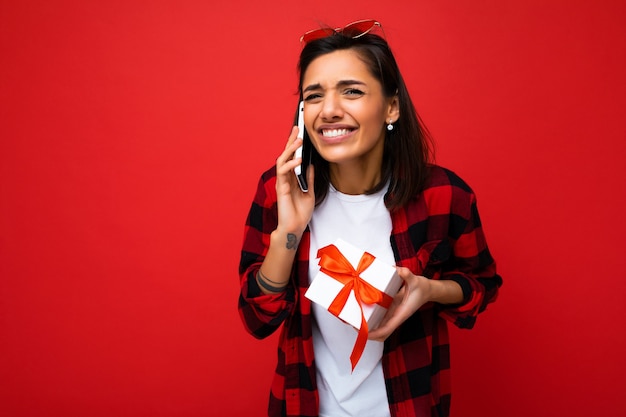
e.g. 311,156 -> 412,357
444,274 -> 473,305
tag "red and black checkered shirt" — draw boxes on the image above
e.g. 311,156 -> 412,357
238,165 -> 502,417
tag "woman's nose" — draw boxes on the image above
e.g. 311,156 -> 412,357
319,93 -> 344,121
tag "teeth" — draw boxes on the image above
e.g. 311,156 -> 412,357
322,129 -> 350,138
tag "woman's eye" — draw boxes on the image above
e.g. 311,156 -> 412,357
304,93 -> 322,102
345,88 -> 364,97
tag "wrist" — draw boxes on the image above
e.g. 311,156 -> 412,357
256,269 -> 288,293
271,229 -> 302,251
427,279 -> 464,305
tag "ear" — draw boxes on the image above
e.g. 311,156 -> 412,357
385,94 -> 400,124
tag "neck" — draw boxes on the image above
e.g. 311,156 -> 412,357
329,159 -> 383,195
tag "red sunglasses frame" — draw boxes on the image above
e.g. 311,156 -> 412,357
300,19 -> 384,45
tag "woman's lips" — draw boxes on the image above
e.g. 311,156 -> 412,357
317,127 -> 357,144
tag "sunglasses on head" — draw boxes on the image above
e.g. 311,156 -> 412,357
300,19 -> 384,45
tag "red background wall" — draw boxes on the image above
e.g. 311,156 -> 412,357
1,1 -> 625,416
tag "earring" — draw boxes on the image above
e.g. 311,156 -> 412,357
387,120 -> 394,131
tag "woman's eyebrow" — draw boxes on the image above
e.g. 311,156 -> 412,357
303,83 -> 322,93
303,79 -> 366,93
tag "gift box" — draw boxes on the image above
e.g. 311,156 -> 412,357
305,238 -> 402,369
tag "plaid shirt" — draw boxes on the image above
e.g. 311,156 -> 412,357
238,165 -> 502,417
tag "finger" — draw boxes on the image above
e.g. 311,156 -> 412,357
368,286 -> 407,341
283,126 -> 300,150
368,323 -> 393,341
276,155 -> 302,178
277,127 -> 299,162
368,309 -> 406,341
396,266 -> 413,281
276,145 -> 303,175
277,134 -> 302,164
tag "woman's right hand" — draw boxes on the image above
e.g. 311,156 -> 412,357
254,126 -> 315,294
274,126 -> 315,239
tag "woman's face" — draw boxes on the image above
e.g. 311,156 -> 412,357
302,49 -> 398,168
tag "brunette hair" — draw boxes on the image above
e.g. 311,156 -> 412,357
298,33 -> 434,211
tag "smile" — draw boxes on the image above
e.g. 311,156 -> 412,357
321,128 -> 354,138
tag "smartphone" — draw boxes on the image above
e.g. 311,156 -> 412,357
294,100 -> 310,192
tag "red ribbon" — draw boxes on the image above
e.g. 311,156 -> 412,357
317,244 -> 393,370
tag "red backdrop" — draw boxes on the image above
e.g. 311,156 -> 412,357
1,1 -> 625,416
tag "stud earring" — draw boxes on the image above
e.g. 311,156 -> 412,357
387,120 -> 394,131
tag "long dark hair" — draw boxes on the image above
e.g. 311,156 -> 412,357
298,33 -> 434,211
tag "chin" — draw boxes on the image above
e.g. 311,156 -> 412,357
316,150 -> 353,164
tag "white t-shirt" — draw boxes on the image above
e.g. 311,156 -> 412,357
308,183 -> 393,417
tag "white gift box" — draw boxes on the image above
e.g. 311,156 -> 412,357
305,238 -> 402,331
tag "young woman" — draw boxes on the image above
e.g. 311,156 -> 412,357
238,20 -> 502,417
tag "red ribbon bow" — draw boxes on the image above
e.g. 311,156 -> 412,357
317,244 -> 393,370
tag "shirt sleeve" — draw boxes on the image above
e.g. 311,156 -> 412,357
237,168 -> 296,339
437,182 -> 502,329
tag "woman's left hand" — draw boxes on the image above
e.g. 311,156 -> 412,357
367,267 -> 431,342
